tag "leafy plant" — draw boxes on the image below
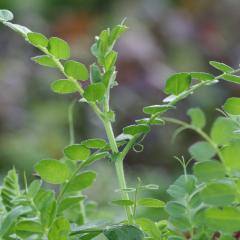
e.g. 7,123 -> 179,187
1,8 -> 240,240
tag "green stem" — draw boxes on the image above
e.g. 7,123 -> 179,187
163,117 -> 225,163
68,100 -> 76,145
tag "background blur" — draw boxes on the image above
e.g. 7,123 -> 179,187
1,0 -> 240,220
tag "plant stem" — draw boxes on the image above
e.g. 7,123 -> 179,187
162,117 -> 225,163
103,120 -> 134,224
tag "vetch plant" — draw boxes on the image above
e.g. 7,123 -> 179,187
1,9 -> 240,240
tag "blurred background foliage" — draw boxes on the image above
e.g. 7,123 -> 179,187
1,0 -> 240,221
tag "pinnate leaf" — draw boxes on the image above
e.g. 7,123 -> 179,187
64,144 -> 90,161
27,32 -> 48,47
65,171 -> 96,192
48,37 -> 70,59
83,83 -> 106,102
165,73 -> 192,95
123,124 -> 150,136
223,97 -> 240,115
187,108 -> 206,129
189,141 -> 216,162
209,61 -> 234,73
32,55 -> 57,68
51,79 -> 78,94
64,60 -> 88,81
143,104 -> 175,115
35,159 -> 70,184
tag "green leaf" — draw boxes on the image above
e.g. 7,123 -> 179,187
27,32 -> 48,47
51,79 -> 78,94
109,24 -> 128,45
188,141 -> 216,162
165,73 -> 192,95
90,63 -> 102,83
3,22 -> 31,37
200,182 -> 236,206
165,201 -> 186,218
135,118 -> 165,125
0,9 -> 14,22
65,171 -> 96,192
111,199 -> 134,206
190,72 -> 215,81
193,161 -> 226,182
221,140 -> 240,176
1,168 -> 20,211
223,97 -> 240,115
136,218 -> 162,240
167,175 -> 197,199
64,60 -> 88,81
83,83 -> 106,102
48,217 -> 70,240
0,206 -> 32,238
82,151 -> 110,167
204,207 -> 240,233
58,194 -> 85,212
27,180 -> 42,199
137,198 -> 165,208
187,108 -> 206,129
143,104 -> 175,115
35,159 -> 70,184
48,37 -> 70,59
104,225 -> 144,240
15,220 -> 42,234
222,74 -> 240,84
123,124 -> 150,136
64,144 -> 90,161
104,50 -> 117,71
82,138 -> 107,149
209,61 -> 234,73
210,117 -> 239,145
32,55 -> 57,68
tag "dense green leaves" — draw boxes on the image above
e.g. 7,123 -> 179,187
165,73 -> 192,95
187,108 -> 206,129
64,60 -> 89,81
209,61 -> 234,73
200,182 -> 236,206
51,79 -> 78,94
0,10 -> 14,22
104,225 -> 144,240
193,161 -> 225,182
32,55 -> 57,68
48,37 -> 70,59
27,32 -> 48,47
165,201 -> 186,218
143,104 -> 175,115
35,159 -> 70,184
83,83 -> 106,102
223,97 -> 240,115
189,141 -> 216,162
64,144 -> 90,161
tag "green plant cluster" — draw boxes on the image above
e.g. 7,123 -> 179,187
1,9 -> 240,240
